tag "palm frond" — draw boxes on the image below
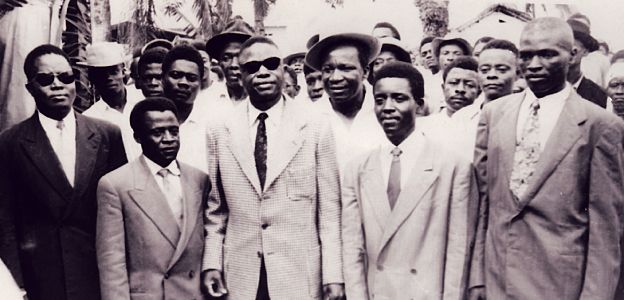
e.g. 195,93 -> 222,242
62,0 -> 93,112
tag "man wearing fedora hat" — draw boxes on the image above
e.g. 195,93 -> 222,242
566,18 -> 609,108
82,42 -> 142,160
369,37 -> 412,83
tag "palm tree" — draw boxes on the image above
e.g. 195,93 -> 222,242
63,0 -> 93,111
253,0 -> 276,35
414,0 -> 449,37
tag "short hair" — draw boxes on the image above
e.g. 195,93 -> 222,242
138,47 -> 168,77
319,40 -> 369,69
372,61 -> 425,106
162,44 -> 204,79
420,36 -> 435,50
283,65 -> 298,85
191,40 -> 206,52
612,50 -> 624,64
474,36 -> 494,47
442,56 -> 479,82
374,22 -> 401,40
24,44 -> 72,81
481,39 -> 519,56
522,17 -> 573,51
239,36 -> 279,57
130,97 -> 179,134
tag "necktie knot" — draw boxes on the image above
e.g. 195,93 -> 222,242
56,120 -> 65,130
530,100 -> 540,113
258,112 -> 268,122
157,168 -> 170,178
391,147 -> 402,157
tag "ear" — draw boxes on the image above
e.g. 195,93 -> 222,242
570,47 -> 579,63
362,64 -> 370,79
133,132 -> 142,144
25,82 -> 35,97
295,85 -> 301,92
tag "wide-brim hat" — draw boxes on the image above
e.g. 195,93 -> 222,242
283,52 -> 306,65
77,42 -> 131,67
432,37 -> 473,59
205,19 -> 255,59
567,19 -> 599,52
141,39 -> 173,55
305,32 -> 381,71
378,37 -> 411,64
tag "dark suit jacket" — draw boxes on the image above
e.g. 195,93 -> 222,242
470,90 -> 624,299
577,76 -> 608,108
0,112 -> 127,300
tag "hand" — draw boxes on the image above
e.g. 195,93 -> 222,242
323,283 -> 345,300
1,0 -> 28,10
201,270 -> 228,298
468,286 -> 486,300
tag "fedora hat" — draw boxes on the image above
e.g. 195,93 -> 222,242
78,42 -> 130,67
141,39 -> 173,55
432,36 -> 472,59
205,19 -> 255,59
283,52 -> 306,65
567,18 -> 599,52
305,32 -> 381,71
377,37 -> 411,64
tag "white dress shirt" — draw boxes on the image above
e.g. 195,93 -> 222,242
516,84 -> 571,151
38,110 -> 76,186
379,130 -> 425,190
248,96 -> 285,179
451,94 -> 486,161
423,71 -> 445,114
143,155 -> 183,224
178,103 -> 210,173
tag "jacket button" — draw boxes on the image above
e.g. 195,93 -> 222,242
411,269 -> 417,275
164,273 -> 169,279
189,270 -> 195,278
261,223 -> 269,229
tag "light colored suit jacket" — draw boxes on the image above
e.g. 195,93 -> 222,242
96,157 -> 210,300
471,90 -> 624,299
342,132 -> 477,300
203,98 -> 343,299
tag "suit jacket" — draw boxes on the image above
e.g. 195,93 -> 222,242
577,76 -> 608,108
203,98 -> 343,299
471,90 -> 624,299
96,157 -> 210,300
0,112 -> 127,300
342,132 -> 477,300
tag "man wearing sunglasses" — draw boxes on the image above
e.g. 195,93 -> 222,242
0,44 -> 127,300
203,36 -> 344,300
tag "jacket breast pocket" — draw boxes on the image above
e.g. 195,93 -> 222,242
286,167 -> 315,201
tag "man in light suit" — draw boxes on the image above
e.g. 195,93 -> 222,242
469,18 -> 624,300
202,36 -> 345,299
96,97 -> 210,300
342,62 -> 477,300
0,44 -> 127,300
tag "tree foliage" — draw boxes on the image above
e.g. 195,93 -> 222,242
414,0 -> 449,37
63,0 -> 93,112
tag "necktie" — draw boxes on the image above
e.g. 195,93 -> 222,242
56,120 -> 73,186
509,99 -> 541,198
157,168 -> 183,227
255,112 -> 268,190
387,147 -> 402,209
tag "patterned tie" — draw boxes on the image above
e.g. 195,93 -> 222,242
157,168 -> 183,227
255,113 -> 268,190
509,99 -> 541,198
387,147 -> 403,209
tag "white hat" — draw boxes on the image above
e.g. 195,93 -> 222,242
78,42 -> 130,67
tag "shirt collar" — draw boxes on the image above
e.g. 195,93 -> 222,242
142,155 -> 181,176
381,128 -> 424,157
38,109 -> 75,131
525,83 -> 572,104
572,76 -> 584,90
247,95 -> 285,128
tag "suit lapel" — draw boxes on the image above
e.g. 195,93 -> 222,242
128,158 -> 181,248
225,104 -> 263,196
496,92 -> 525,187
360,149 -> 391,227
517,92 -> 585,209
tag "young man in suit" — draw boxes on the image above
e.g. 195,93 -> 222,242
96,97 -> 210,300
342,61 -> 477,299
202,36 -> 344,300
0,44 -> 127,300
469,18 -> 624,300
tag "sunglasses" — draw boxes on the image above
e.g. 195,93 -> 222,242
241,57 -> 281,74
31,72 -> 75,86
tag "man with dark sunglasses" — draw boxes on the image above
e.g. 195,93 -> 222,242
203,35 -> 344,300
0,44 -> 127,300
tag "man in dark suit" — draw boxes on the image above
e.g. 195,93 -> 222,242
469,18 -> 624,300
0,44 -> 127,300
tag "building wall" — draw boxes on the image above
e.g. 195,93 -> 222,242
451,12 -> 528,46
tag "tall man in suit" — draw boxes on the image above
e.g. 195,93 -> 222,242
0,44 -> 127,300
202,36 -> 344,299
342,61 -> 477,299
469,18 -> 624,300
96,97 -> 210,300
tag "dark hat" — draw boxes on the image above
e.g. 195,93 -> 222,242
306,34 -> 320,50
378,37 -> 411,64
141,39 -> 173,55
567,18 -> 599,52
283,52 -> 306,65
433,37 -> 473,59
305,32 -> 381,71
205,19 -> 255,59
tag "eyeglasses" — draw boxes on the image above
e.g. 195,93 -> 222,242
31,72 -> 75,86
241,57 -> 281,74
167,70 -> 199,82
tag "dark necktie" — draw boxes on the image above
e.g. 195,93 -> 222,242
387,147 -> 402,209
255,112 -> 268,190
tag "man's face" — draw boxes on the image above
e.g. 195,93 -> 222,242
283,72 -> 300,98
139,63 -> 164,97
239,42 -> 284,104
443,67 -> 480,114
289,57 -> 305,73
607,77 -> 624,113
305,70 -> 324,101
518,29 -> 572,98
439,44 -> 466,69
219,42 -> 243,88
321,45 -> 366,106
372,50 -> 398,78
26,54 -> 76,120
374,77 -> 417,145
135,110 -> 180,167
420,42 -> 438,71
163,59 -> 201,105
90,64 -> 126,97
478,48 -> 517,101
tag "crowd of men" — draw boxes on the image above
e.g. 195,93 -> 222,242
1,7 -> 624,300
